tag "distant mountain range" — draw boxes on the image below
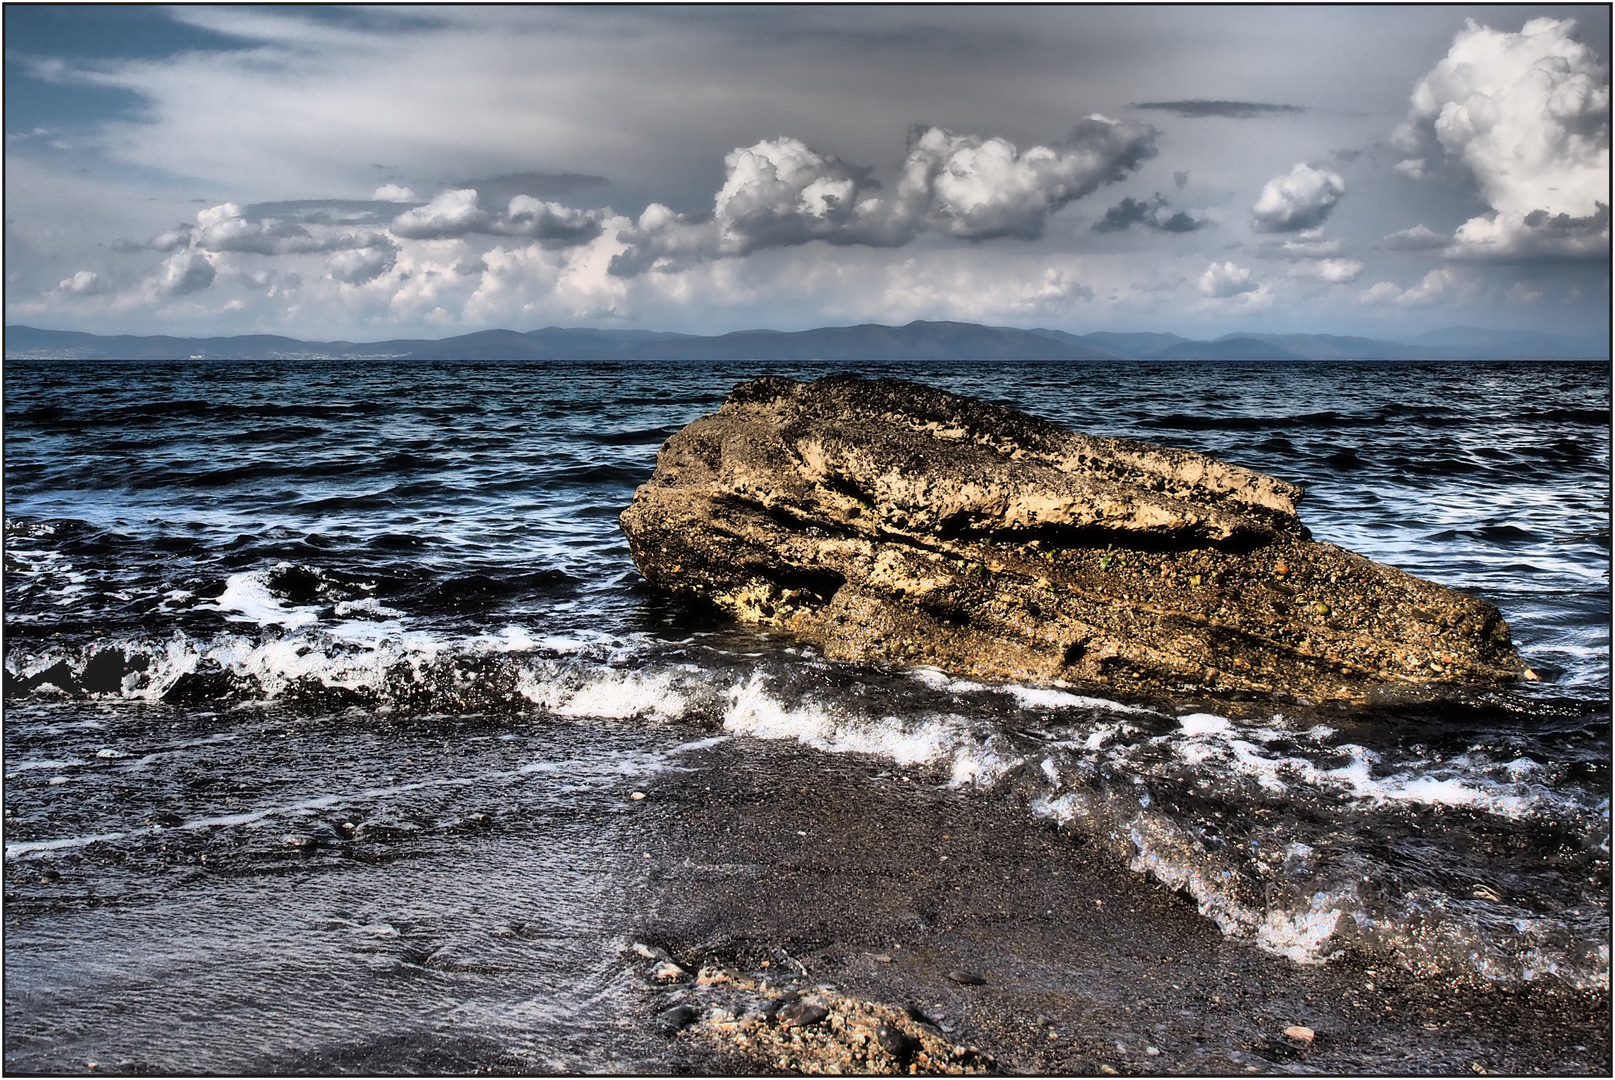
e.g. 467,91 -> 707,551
4,320 -> 1607,361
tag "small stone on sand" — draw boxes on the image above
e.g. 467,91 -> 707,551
946,969 -> 987,985
1284,1025 -> 1315,1043
657,1004 -> 699,1033
775,1000 -> 829,1029
650,961 -> 687,983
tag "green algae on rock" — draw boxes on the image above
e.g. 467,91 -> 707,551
619,375 -> 1532,702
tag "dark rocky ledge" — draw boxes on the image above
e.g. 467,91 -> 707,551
620,375 -> 1532,702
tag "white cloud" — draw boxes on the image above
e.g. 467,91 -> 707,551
390,189 -> 489,240
157,250 -> 216,296
387,189 -> 606,245
901,117 -> 1158,240
373,184 -> 417,202
327,245 -> 398,285
1275,229 -> 1343,257
151,226 -> 193,252
1382,224 -> 1448,250
1356,281 -> 1402,305
502,195 -> 606,245
1251,163 -> 1346,232
1198,260 -> 1258,297
1446,205 -> 1610,261
1355,267 -> 1465,306
189,202 -> 391,256
1399,17 -> 1610,259
1288,258 -> 1363,283
611,120 -> 1157,275
58,270 -> 99,294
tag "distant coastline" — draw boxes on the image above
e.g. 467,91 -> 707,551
4,320 -> 1607,362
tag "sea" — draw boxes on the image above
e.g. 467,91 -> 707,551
3,356 -> 1609,1072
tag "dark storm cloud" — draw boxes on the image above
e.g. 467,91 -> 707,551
1132,100 -> 1306,119
1092,194 -> 1207,234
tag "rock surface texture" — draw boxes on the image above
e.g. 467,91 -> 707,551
620,376 -> 1530,702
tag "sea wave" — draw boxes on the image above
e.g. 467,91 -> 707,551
4,606 -> 1608,990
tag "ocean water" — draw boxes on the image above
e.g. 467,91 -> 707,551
4,357 -> 1609,1069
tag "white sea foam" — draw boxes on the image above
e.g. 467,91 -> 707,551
1003,685 -> 1160,715
722,673 -> 969,766
210,569 -> 320,629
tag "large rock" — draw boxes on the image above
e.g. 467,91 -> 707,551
619,376 -> 1532,702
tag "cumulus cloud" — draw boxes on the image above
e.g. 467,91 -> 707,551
151,226 -> 194,252
610,119 -> 1155,276
388,188 -> 606,246
373,184 -> 417,202
1198,260 -> 1258,297
1382,224 -> 1448,250
1356,267 -> 1465,306
58,270 -> 100,294
1287,258 -> 1364,283
390,189 -> 488,239
190,203 -> 392,256
1091,194 -> 1206,233
905,118 -> 1157,240
1251,163 -> 1346,232
327,244 -> 399,285
1397,17 -> 1610,259
157,250 -> 216,296
1446,204 -> 1610,261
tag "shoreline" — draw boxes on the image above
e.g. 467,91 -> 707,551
627,735 -> 1610,1074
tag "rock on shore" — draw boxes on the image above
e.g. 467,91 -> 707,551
619,375 -> 1531,702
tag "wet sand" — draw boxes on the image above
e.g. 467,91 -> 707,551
627,736 -> 1610,1074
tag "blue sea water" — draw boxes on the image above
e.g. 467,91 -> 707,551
3,357 -> 1609,1070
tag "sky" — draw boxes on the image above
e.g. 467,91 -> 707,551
5,4 -> 1610,341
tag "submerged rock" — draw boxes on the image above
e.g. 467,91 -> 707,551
619,376 -> 1531,702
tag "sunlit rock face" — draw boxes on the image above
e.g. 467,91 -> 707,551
621,375 -> 1530,702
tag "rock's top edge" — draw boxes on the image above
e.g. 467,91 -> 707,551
721,374 -> 1306,542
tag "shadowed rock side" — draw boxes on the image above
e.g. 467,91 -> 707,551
620,376 -> 1531,702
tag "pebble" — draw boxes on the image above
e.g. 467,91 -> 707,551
657,1004 -> 700,1034
281,833 -> 317,849
1283,1025 -> 1315,1043
875,1022 -> 918,1059
946,969 -> 987,985
870,953 -> 893,963
775,1000 -> 829,1029
650,961 -> 688,984
631,792 -> 646,801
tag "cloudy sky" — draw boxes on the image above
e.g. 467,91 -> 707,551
6,4 -> 1609,341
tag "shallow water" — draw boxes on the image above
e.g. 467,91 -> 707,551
4,357 -> 1609,1070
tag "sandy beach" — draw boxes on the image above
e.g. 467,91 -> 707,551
628,736 -> 1610,1074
